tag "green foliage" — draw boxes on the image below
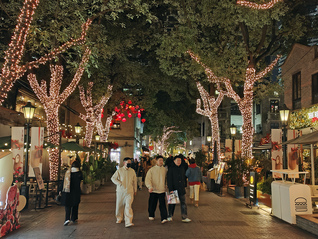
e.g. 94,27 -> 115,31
224,154 -> 248,187
257,176 -> 273,195
193,149 -> 207,168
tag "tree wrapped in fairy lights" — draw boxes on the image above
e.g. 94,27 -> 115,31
0,0 -> 91,105
188,50 -> 281,158
154,126 -> 181,156
196,81 -> 226,161
28,48 -> 91,180
96,111 -> 116,142
79,83 -> 113,147
237,0 -> 283,9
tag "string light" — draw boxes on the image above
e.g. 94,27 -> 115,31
0,0 -> 92,105
79,83 -> 113,147
237,0 -> 282,9
196,81 -> 225,161
188,50 -> 281,158
97,111 -> 115,142
153,126 -> 181,155
28,48 -> 91,180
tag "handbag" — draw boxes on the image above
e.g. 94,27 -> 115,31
166,190 -> 180,204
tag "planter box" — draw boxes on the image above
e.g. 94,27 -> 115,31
227,185 -> 245,198
257,190 -> 271,207
81,183 -> 91,195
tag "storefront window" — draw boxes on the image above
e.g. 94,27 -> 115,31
270,100 -> 279,113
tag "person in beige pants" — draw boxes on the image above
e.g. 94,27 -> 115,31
111,157 -> 137,228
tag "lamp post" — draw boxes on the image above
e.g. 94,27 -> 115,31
230,124 -> 237,161
74,123 -> 82,144
207,136 -> 212,162
22,101 -> 36,207
280,104 -> 290,169
95,134 -> 100,160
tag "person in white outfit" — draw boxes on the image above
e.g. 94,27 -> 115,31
111,157 -> 137,228
145,155 -> 168,224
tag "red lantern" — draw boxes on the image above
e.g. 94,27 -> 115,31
137,113 -> 141,118
128,113 -> 132,118
122,118 -> 127,122
141,118 -> 146,123
120,101 -> 124,106
128,100 -> 132,104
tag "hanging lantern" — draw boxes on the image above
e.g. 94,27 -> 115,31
141,118 -> 146,123
122,118 -> 127,122
128,112 -> 132,118
137,113 -> 141,118
128,100 -> 132,104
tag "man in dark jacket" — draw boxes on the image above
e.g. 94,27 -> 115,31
167,156 -> 191,223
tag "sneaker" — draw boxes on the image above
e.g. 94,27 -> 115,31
167,217 -> 173,222
149,217 -> 155,221
64,220 -> 70,226
161,219 -> 168,224
182,218 -> 191,223
116,219 -> 122,224
125,223 -> 134,228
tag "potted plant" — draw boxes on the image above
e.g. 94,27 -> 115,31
225,154 -> 248,198
257,176 -> 272,207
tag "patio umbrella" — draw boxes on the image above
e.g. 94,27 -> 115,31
61,141 -> 86,152
212,141 -> 219,165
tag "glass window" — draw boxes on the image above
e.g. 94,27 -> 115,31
270,100 -> 279,113
292,72 -> 301,109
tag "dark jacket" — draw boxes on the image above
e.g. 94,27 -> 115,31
167,163 -> 186,196
61,171 -> 83,207
136,164 -> 144,177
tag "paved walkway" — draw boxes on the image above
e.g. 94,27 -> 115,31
6,182 -> 316,239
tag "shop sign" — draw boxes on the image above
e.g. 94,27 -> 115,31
249,172 -> 257,205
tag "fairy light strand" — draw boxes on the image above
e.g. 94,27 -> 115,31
237,0 -> 282,9
196,81 -> 225,161
97,111 -> 115,142
0,0 -> 91,105
154,126 -> 181,155
79,83 -> 113,147
28,48 -> 91,180
188,50 -> 281,158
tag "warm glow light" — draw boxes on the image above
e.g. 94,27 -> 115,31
153,126 -> 181,155
28,48 -> 91,180
237,0 -> 282,9
0,0 -> 92,105
79,83 -> 113,147
188,50 -> 281,158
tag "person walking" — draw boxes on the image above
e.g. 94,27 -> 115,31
167,156 -> 191,223
186,159 -> 202,207
60,160 -> 83,226
145,155 -> 168,224
136,161 -> 144,190
111,157 -> 137,228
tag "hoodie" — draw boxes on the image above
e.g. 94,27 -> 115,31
185,163 -> 202,185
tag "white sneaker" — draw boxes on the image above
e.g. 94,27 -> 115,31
167,217 -> 172,221
64,220 -> 70,226
149,217 -> 155,221
182,218 -> 191,223
161,219 -> 168,224
125,223 -> 134,228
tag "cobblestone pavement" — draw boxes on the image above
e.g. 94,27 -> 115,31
6,182 -> 316,239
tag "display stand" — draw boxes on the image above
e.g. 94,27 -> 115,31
270,170 -> 312,224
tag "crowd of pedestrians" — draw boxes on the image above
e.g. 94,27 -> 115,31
60,154 -> 202,228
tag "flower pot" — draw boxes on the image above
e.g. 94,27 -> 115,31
91,182 -> 96,191
101,178 -> 105,185
81,183 -> 91,195
95,180 -> 101,189
234,186 -> 244,198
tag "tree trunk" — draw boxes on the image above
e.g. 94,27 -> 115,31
85,122 -> 95,147
210,112 -> 221,162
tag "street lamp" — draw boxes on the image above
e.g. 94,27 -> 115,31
280,104 -> 290,169
22,101 -> 36,208
207,136 -> 212,162
74,123 -> 82,143
94,134 -> 100,160
230,124 -> 237,160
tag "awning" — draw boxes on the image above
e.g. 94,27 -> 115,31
253,143 -> 272,150
282,130 -> 318,145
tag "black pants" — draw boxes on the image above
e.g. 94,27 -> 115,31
148,192 -> 168,221
168,194 -> 187,219
65,204 -> 79,222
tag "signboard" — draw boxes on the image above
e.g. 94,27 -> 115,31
0,152 -> 13,209
287,129 -> 299,177
271,129 -> 283,178
249,171 -> 257,205
11,127 -> 24,174
29,127 -> 44,177
33,167 -> 45,190
216,162 -> 225,184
